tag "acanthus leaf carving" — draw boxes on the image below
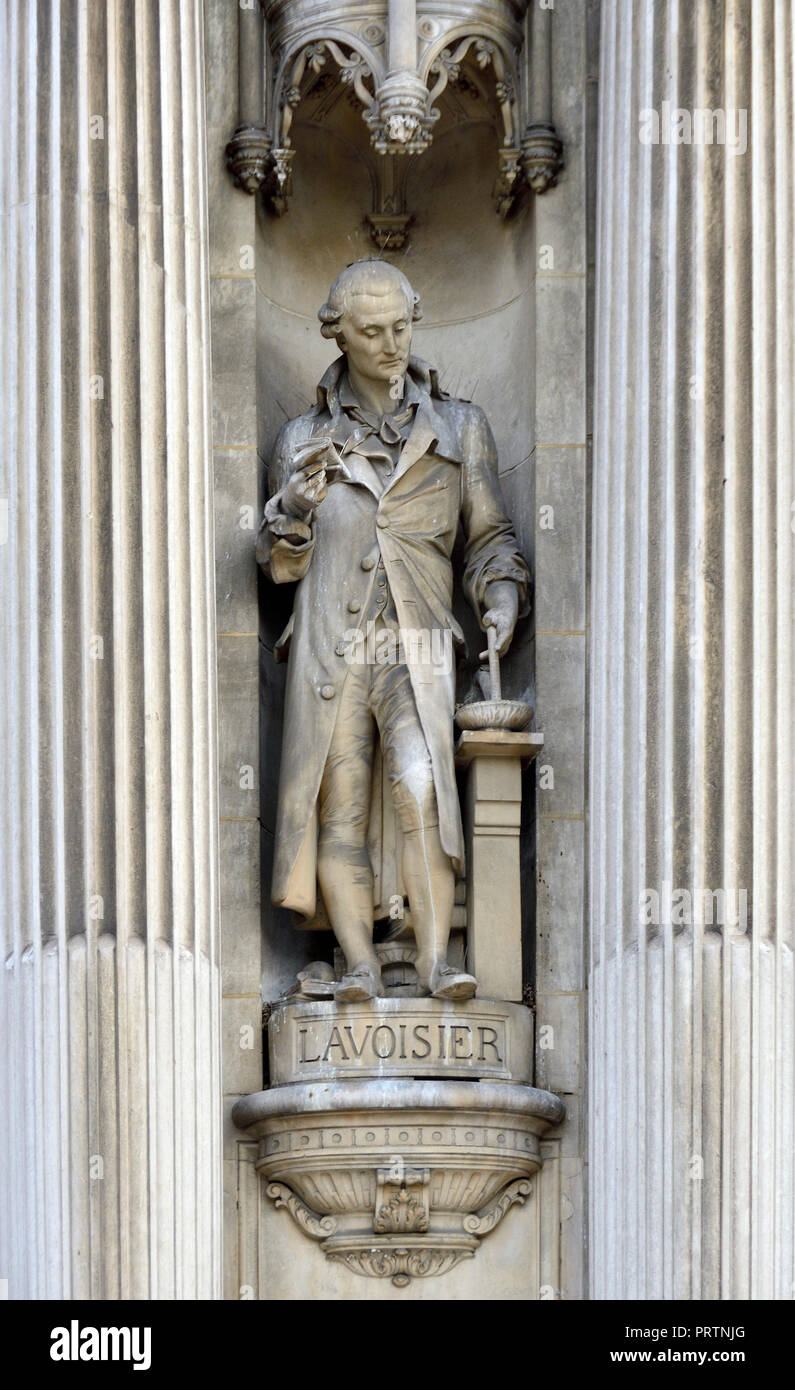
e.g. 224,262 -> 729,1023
326,1245 -> 474,1288
373,1166 -> 431,1233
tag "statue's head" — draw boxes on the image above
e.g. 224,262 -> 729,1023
318,260 -> 422,387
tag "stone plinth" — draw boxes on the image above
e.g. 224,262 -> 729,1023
233,1078 -> 564,1286
456,730 -> 543,1002
269,997 -> 534,1085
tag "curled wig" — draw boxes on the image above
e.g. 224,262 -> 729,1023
318,260 -> 422,339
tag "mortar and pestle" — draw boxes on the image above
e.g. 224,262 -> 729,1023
455,625 -> 534,732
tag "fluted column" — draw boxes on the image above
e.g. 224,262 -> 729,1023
590,0 -> 794,1299
0,0 -> 221,1298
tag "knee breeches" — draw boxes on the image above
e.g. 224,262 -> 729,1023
317,652 -> 438,847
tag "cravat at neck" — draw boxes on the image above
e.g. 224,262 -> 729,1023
347,402 -> 415,445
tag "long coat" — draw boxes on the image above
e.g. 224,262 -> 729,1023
256,356 -> 530,922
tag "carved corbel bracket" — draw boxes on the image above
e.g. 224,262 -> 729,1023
493,147 -> 524,218
264,1168 -> 535,1284
261,148 -> 295,217
366,153 -> 414,251
263,1156 -> 539,1287
235,1074 -> 565,1287
366,210 -> 414,251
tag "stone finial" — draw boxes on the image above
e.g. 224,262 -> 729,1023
521,121 -> 564,195
225,123 -> 271,195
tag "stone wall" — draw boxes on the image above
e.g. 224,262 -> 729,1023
204,0 -> 266,1300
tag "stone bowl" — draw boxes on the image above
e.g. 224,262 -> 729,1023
455,699 -> 533,732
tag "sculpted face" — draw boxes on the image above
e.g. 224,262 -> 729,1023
336,273 -> 413,386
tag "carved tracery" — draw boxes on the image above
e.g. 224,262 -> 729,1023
226,1 -> 564,235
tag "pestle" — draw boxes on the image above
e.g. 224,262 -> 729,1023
487,624 -> 502,702
460,621 -> 531,730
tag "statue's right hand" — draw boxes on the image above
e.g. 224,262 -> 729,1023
282,464 -> 327,518
280,437 -> 339,518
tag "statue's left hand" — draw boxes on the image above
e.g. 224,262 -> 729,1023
480,582 -> 519,658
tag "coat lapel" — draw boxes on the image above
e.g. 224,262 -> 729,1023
381,396 -> 462,498
324,412 -> 383,501
339,447 -> 382,500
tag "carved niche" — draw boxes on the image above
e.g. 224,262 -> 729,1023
228,3 -> 567,1291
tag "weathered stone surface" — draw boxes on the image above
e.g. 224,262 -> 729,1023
534,635 -> 585,815
528,0 -> 593,1304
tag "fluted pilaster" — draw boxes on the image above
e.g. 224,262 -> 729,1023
590,0 -> 794,1299
0,0 -> 220,1298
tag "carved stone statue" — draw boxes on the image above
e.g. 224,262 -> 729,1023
256,261 -> 529,1003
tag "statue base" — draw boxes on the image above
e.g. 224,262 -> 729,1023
233,1078 -> 565,1286
268,996 -> 534,1085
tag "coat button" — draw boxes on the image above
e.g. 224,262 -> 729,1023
320,684 -> 335,700
378,574 -> 387,587
334,642 -> 346,657
347,598 -> 361,613
376,517 -> 388,530
361,555 -> 376,570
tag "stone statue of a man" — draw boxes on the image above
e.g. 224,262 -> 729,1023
257,261 -> 529,1002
